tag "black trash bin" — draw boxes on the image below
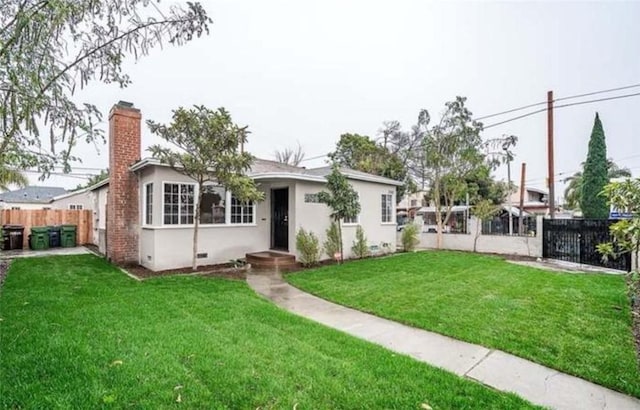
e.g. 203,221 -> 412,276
48,226 -> 61,248
2,224 -> 25,250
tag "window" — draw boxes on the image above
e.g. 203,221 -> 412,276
230,195 -> 254,224
163,183 -> 194,225
145,183 -> 153,225
304,193 -> 320,203
343,214 -> 359,224
200,186 -> 226,224
10,206 -> 20,210
69,204 -> 84,210
410,199 -> 417,207
381,194 -> 393,223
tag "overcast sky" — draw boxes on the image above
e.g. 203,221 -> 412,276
38,0 -> 640,201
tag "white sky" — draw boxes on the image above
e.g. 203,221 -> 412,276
37,0 -> 640,201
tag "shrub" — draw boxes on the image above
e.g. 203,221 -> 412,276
296,228 -> 321,267
324,222 -> 341,259
401,224 -> 420,252
351,225 -> 370,259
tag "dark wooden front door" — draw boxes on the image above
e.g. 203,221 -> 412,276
271,188 -> 289,250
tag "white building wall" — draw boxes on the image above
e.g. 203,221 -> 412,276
0,202 -> 51,210
294,179 -> 397,260
52,190 -> 94,210
417,215 -> 544,257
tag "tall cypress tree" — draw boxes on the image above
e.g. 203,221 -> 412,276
581,113 -> 609,219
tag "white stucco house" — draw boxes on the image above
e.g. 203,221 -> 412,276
102,101 -> 401,271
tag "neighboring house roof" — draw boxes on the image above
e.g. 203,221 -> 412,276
128,157 -> 404,187
52,187 -> 90,201
87,178 -> 109,192
501,206 -> 530,218
0,186 -> 68,204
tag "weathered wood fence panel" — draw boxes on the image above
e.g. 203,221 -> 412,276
0,209 -> 93,248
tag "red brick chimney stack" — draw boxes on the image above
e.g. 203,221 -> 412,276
107,101 -> 141,265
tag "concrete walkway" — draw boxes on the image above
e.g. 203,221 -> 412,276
0,246 -> 90,260
247,270 -> 640,410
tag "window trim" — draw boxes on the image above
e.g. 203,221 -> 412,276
159,180 -> 257,227
381,193 -> 394,224
229,194 -> 257,225
143,182 -> 153,226
161,181 -> 195,226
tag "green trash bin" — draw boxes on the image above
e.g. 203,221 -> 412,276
61,225 -> 77,248
30,226 -> 50,250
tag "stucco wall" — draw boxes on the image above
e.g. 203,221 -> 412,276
417,216 -> 543,257
294,179 -> 397,260
52,190 -> 94,210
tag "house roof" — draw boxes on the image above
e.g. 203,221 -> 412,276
128,157 -> 404,187
416,205 -> 471,214
52,187 -> 92,201
0,186 -> 68,204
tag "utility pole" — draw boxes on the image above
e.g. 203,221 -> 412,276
547,90 -> 556,219
519,162 -> 526,235
506,158 -> 513,235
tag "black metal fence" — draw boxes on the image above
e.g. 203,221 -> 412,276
482,217 -> 537,236
542,219 -> 631,271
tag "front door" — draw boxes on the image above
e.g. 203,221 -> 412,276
271,188 -> 289,250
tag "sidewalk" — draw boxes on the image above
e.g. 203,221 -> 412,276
247,270 -> 640,410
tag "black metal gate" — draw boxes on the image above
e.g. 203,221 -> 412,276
542,219 -> 631,271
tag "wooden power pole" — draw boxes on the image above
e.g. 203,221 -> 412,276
519,162 -> 526,235
547,91 -> 555,219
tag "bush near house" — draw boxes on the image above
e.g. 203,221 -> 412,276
295,228 -> 321,267
401,224 -> 420,251
351,226 -> 370,259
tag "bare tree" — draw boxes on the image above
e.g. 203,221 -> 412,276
274,142 -> 305,166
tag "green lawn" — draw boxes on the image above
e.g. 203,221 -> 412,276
287,250 -> 640,397
0,255 -> 536,409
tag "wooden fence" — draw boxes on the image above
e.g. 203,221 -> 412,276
0,209 -> 93,249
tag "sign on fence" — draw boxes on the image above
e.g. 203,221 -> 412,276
0,209 -> 93,249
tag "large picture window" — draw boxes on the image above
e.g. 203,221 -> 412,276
164,183 -> 194,225
230,195 -> 254,224
200,186 -> 226,224
381,193 -> 393,223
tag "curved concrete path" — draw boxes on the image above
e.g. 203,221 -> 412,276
247,270 -> 640,410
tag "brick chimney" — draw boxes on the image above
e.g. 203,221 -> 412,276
107,101 -> 141,265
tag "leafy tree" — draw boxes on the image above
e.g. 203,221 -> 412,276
148,106 -> 264,270
420,97 -> 485,248
328,133 -> 410,201
1,0 -> 211,185
597,178 -> 640,299
317,165 -> 361,262
0,168 -> 27,191
563,159 -> 631,211
74,169 -> 109,191
582,113 -> 609,218
275,142 -> 305,166
472,199 -> 499,252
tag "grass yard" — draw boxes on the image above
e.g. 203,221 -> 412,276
287,250 -> 640,397
0,255 -> 537,409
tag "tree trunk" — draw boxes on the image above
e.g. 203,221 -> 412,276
192,183 -> 203,271
434,183 -> 443,249
474,219 -> 481,252
337,217 -> 343,263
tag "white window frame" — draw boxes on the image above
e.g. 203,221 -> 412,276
229,194 -> 256,225
161,181 -> 195,226
68,204 -> 84,210
143,182 -> 153,226
159,181 -> 257,227
381,193 -> 394,224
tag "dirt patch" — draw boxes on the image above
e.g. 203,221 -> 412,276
0,259 -> 10,290
126,262 -> 247,281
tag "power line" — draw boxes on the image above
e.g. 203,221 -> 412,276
475,83 -> 640,121
483,91 -> 640,130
